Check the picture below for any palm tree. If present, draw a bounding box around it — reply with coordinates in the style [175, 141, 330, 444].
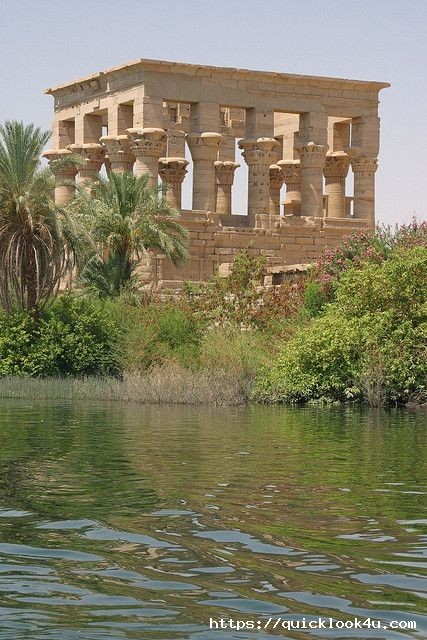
[0, 121, 84, 312]
[72, 171, 188, 297]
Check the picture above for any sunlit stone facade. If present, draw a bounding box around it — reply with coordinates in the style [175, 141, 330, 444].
[44, 58, 389, 290]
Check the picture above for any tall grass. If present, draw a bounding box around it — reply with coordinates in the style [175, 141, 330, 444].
[0, 365, 251, 406]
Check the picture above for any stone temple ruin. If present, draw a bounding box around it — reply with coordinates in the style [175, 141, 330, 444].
[43, 58, 389, 290]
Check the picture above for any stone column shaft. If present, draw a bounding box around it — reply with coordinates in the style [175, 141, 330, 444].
[278, 161, 301, 215]
[42, 148, 79, 205]
[99, 135, 135, 173]
[214, 161, 239, 215]
[158, 157, 188, 209]
[349, 151, 378, 226]
[186, 132, 224, 211]
[126, 128, 167, 187]
[298, 142, 328, 216]
[238, 137, 279, 223]
[324, 153, 350, 218]
[269, 164, 285, 216]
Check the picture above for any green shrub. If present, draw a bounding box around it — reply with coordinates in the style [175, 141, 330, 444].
[199, 327, 272, 378]
[336, 246, 427, 322]
[314, 220, 427, 299]
[0, 296, 121, 377]
[108, 300, 200, 371]
[254, 247, 427, 405]
[184, 247, 306, 330]
[302, 281, 327, 318]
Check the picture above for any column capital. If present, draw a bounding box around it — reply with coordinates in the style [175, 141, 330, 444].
[158, 157, 189, 184]
[269, 164, 285, 189]
[67, 143, 105, 175]
[297, 142, 328, 168]
[186, 132, 224, 161]
[126, 127, 167, 158]
[99, 135, 135, 172]
[42, 148, 79, 178]
[347, 148, 378, 175]
[324, 152, 350, 178]
[277, 160, 301, 185]
[238, 137, 279, 166]
[214, 160, 240, 185]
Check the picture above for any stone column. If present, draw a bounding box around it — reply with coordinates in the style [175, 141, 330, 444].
[99, 135, 135, 173]
[238, 137, 279, 222]
[214, 160, 239, 215]
[348, 150, 378, 226]
[42, 148, 79, 205]
[126, 128, 167, 187]
[323, 153, 350, 218]
[68, 143, 105, 187]
[186, 132, 224, 211]
[298, 142, 328, 216]
[158, 157, 188, 209]
[278, 160, 301, 215]
[269, 164, 285, 216]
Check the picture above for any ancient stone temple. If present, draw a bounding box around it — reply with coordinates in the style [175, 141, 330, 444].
[44, 58, 389, 290]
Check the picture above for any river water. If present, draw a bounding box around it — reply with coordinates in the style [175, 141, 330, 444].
[0, 400, 425, 639]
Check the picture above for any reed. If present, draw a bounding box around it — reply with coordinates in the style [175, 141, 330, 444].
[0, 365, 251, 406]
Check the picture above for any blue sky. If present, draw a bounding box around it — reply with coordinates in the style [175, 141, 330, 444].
[0, 0, 425, 224]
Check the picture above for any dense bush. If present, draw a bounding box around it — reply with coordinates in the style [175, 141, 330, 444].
[107, 299, 201, 370]
[0, 296, 121, 377]
[254, 247, 427, 406]
[184, 247, 305, 330]
[302, 281, 327, 318]
[314, 220, 427, 298]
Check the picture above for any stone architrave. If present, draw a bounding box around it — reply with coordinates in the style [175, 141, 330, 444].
[348, 147, 378, 226]
[323, 152, 350, 218]
[67, 143, 105, 187]
[238, 137, 279, 222]
[99, 135, 135, 173]
[186, 132, 224, 211]
[126, 128, 167, 187]
[278, 160, 301, 215]
[268, 164, 285, 216]
[158, 157, 188, 209]
[214, 161, 240, 215]
[297, 142, 328, 216]
[42, 148, 79, 205]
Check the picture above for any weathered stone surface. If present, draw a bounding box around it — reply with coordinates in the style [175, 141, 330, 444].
[158, 157, 188, 209]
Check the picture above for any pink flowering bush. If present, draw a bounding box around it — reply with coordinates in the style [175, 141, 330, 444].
[313, 219, 427, 299]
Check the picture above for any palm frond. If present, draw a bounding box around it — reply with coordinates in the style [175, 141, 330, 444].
[71, 170, 188, 294]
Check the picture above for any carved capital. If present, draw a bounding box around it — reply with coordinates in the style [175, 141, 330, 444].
[214, 160, 240, 186]
[269, 164, 285, 189]
[100, 135, 135, 170]
[297, 142, 328, 168]
[42, 148, 79, 178]
[348, 149, 378, 175]
[67, 143, 105, 173]
[277, 160, 301, 186]
[324, 153, 350, 178]
[238, 137, 280, 167]
[158, 157, 188, 184]
[126, 127, 167, 159]
[186, 132, 224, 161]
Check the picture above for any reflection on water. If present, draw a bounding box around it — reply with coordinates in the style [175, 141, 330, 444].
[0, 401, 425, 638]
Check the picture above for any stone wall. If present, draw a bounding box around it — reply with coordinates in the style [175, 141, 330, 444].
[145, 211, 368, 291]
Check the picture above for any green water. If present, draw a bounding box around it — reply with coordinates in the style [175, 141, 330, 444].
[0, 401, 425, 639]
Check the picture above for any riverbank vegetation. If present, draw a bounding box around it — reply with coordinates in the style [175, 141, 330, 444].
[0, 121, 425, 407]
